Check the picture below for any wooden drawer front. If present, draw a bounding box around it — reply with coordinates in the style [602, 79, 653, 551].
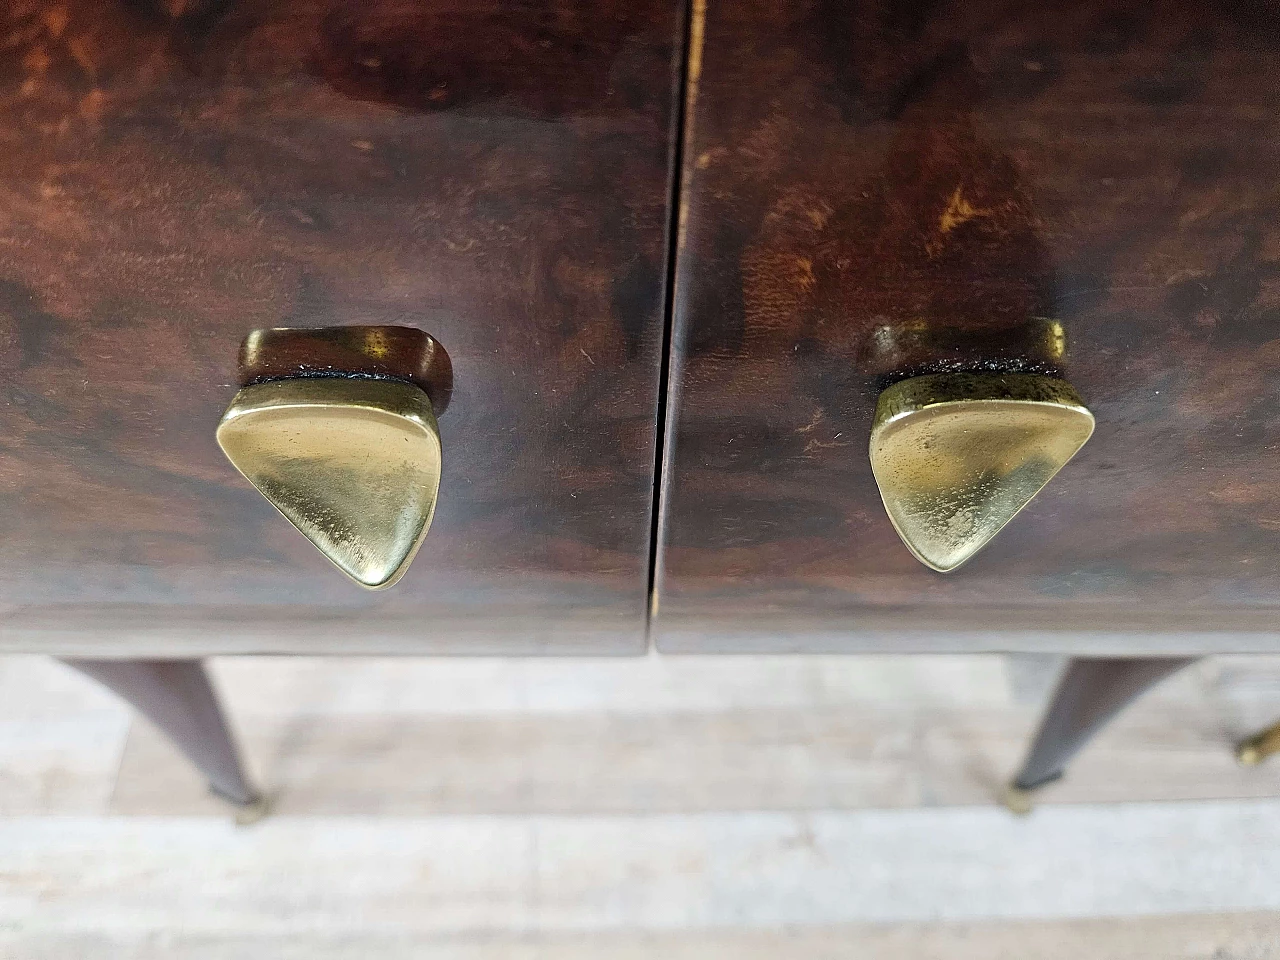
[0, 0, 679, 654]
[656, 0, 1280, 652]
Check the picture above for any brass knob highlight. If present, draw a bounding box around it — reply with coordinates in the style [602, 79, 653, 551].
[869, 373, 1094, 572]
[216, 326, 449, 590]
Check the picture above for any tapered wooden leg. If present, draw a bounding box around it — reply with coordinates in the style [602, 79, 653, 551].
[62, 658, 260, 807]
[1006, 657, 1196, 811]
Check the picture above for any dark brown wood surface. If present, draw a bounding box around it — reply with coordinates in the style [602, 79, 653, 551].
[655, 0, 1280, 652]
[0, 0, 679, 654]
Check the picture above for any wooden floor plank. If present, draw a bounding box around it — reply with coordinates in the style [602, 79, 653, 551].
[0, 657, 130, 815]
[109, 705, 1280, 816]
[7, 913, 1280, 960]
[205, 654, 1018, 716]
[6, 654, 1280, 954]
[7, 655, 1280, 816]
[4, 805, 1280, 935]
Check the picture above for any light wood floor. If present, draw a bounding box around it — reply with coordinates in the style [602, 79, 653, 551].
[3, 653, 1280, 956]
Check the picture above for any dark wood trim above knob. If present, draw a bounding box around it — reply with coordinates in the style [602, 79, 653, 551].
[237, 325, 454, 416]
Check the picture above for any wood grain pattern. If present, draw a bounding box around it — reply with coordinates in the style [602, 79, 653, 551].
[656, 0, 1280, 651]
[0, 0, 680, 653]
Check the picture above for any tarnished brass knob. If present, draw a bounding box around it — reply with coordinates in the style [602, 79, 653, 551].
[217, 326, 449, 590]
[869, 372, 1094, 572]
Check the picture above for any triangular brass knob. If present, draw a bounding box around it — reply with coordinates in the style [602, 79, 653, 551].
[869, 373, 1094, 572]
[217, 377, 442, 589]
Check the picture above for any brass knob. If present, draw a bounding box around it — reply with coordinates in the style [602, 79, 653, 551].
[216, 327, 448, 590]
[868, 372, 1094, 572]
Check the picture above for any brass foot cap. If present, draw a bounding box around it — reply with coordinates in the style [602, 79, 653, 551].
[232, 793, 273, 827]
[1232, 721, 1280, 766]
[1236, 743, 1263, 767]
[1002, 784, 1036, 816]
